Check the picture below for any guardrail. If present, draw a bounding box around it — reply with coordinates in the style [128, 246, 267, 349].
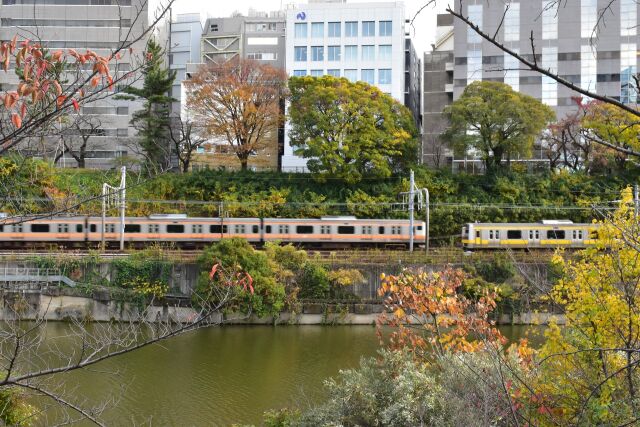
[0, 267, 76, 287]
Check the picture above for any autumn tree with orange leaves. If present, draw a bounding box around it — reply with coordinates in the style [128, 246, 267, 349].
[185, 58, 287, 170]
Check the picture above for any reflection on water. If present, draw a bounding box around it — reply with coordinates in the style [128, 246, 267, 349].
[29, 323, 536, 426]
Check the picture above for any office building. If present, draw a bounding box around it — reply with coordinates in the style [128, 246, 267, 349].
[281, 0, 418, 171]
[423, 0, 640, 170]
[0, 0, 149, 169]
[169, 13, 202, 114]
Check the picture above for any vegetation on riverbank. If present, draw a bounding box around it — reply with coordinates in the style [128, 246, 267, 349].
[1, 155, 637, 243]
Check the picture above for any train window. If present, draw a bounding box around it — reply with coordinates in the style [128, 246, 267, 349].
[124, 224, 141, 233]
[265, 225, 272, 234]
[476, 231, 481, 238]
[149, 224, 160, 233]
[416, 226, 423, 231]
[210, 225, 227, 233]
[547, 230, 565, 239]
[572, 230, 583, 240]
[529, 230, 540, 240]
[278, 225, 289, 234]
[362, 226, 372, 234]
[296, 225, 314, 234]
[489, 230, 493, 239]
[507, 230, 522, 239]
[90, 224, 97, 232]
[0, 225, 4, 232]
[378, 226, 385, 234]
[234, 225, 246, 234]
[167, 224, 185, 234]
[391, 226, 402, 235]
[32, 224, 50, 233]
[14, 224, 22, 233]
[338, 226, 355, 234]
[105, 224, 116, 233]
[320, 225, 331, 234]
[252, 225, 259, 234]
[76, 224, 83, 233]
[57, 224, 69, 233]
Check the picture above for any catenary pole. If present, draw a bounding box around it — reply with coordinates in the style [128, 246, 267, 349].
[409, 169, 414, 252]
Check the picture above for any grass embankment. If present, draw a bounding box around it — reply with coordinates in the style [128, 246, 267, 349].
[2, 156, 637, 241]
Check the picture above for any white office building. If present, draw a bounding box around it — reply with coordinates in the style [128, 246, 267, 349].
[282, 0, 408, 171]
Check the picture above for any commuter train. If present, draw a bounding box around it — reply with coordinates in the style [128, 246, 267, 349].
[0, 214, 427, 249]
[461, 220, 600, 250]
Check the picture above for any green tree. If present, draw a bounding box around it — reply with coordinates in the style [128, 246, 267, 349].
[118, 38, 176, 174]
[445, 81, 555, 173]
[197, 238, 286, 317]
[288, 76, 417, 184]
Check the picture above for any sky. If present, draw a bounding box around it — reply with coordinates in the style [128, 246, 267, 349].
[171, 0, 450, 57]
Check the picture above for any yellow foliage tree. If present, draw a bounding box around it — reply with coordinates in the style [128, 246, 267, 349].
[536, 187, 640, 425]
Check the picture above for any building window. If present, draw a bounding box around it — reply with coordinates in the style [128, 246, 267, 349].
[621, 43, 637, 104]
[467, 5, 482, 43]
[504, 2, 519, 41]
[542, 46, 558, 106]
[344, 69, 357, 82]
[344, 45, 357, 61]
[362, 45, 375, 61]
[362, 21, 375, 37]
[294, 22, 307, 38]
[210, 24, 218, 32]
[504, 48, 519, 91]
[311, 22, 324, 38]
[378, 69, 391, 84]
[361, 69, 374, 84]
[621, 0, 637, 36]
[581, 0, 597, 39]
[294, 46, 307, 62]
[311, 46, 324, 61]
[328, 22, 341, 37]
[310, 69, 323, 77]
[581, 45, 597, 92]
[328, 45, 341, 61]
[542, 0, 558, 39]
[379, 20, 392, 36]
[327, 69, 340, 77]
[378, 44, 392, 61]
[293, 70, 307, 77]
[345, 21, 358, 37]
[467, 49, 482, 84]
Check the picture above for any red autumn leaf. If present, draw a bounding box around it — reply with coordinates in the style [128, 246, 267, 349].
[20, 102, 26, 118]
[11, 113, 21, 128]
[209, 263, 219, 280]
[56, 95, 66, 108]
[71, 98, 79, 111]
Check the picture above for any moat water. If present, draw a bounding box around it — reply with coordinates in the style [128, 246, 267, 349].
[30, 323, 538, 426]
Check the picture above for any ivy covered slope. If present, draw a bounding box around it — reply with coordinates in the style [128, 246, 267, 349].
[1, 156, 637, 241]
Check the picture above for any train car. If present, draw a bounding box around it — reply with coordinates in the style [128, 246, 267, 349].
[461, 220, 600, 250]
[0, 214, 426, 249]
[263, 216, 427, 248]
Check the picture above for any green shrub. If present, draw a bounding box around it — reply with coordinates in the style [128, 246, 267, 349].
[297, 262, 330, 299]
[196, 238, 286, 317]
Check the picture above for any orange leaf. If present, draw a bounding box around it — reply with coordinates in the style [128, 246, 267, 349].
[20, 102, 26, 118]
[11, 113, 21, 128]
[56, 95, 66, 108]
[90, 76, 100, 87]
[51, 50, 64, 62]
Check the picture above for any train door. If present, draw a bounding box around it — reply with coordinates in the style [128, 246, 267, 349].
[528, 229, 540, 247]
[488, 229, 500, 247]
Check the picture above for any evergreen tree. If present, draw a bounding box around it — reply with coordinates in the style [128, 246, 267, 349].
[119, 38, 175, 174]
